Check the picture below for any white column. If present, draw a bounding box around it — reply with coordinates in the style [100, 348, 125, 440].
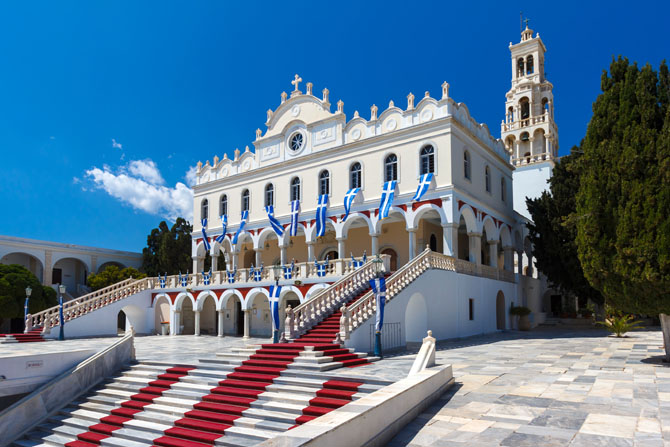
[306, 241, 315, 262]
[517, 251, 524, 274]
[243, 310, 250, 340]
[337, 238, 346, 259]
[172, 310, 181, 336]
[468, 233, 482, 265]
[217, 310, 224, 337]
[279, 244, 288, 265]
[408, 229, 417, 259]
[211, 254, 218, 272]
[255, 248, 263, 266]
[192, 257, 199, 275]
[233, 251, 239, 270]
[194, 310, 201, 336]
[370, 233, 379, 256]
[488, 241, 498, 268]
[442, 223, 458, 257]
[503, 246, 514, 271]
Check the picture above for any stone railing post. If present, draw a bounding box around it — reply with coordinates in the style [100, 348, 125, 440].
[285, 305, 295, 340]
[339, 305, 350, 340]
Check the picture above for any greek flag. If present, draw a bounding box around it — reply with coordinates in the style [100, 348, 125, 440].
[227, 270, 236, 284]
[412, 173, 434, 202]
[159, 272, 167, 288]
[314, 260, 327, 277]
[315, 194, 329, 237]
[232, 211, 248, 245]
[369, 276, 387, 332]
[283, 259, 295, 279]
[342, 188, 360, 222]
[215, 215, 228, 244]
[179, 271, 189, 287]
[250, 264, 263, 282]
[269, 285, 282, 332]
[265, 206, 284, 237]
[201, 219, 211, 251]
[202, 269, 212, 286]
[351, 253, 364, 269]
[289, 200, 300, 237]
[378, 181, 396, 220]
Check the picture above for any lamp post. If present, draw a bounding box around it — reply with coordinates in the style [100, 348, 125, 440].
[372, 254, 385, 358]
[24, 286, 32, 333]
[271, 263, 282, 343]
[58, 284, 66, 341]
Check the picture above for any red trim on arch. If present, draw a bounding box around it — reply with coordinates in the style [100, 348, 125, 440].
[328, 216, 338, 223]
[411, 198, 442, 211]
[361, 210, 371, 218]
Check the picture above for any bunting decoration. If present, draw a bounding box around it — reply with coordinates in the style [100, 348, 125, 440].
[315, 194, 329, 237]
[265, 206, 284, 237]
[351, 252, 364, 269]
[289, 200, 300, 237]
[314, 260, 327, 277]
[227, 269, 237, 284]
[202, 269, 212, 286]
[269, 284, 282, 333]
[201, 219, 211, 251]
[342, 188, 360, 222]
[369, 276, 387, 332]
[378, 181, 396, 220]
[411, 173, 434, 202]
[215, 215, 228, 244]
[232, 210, 248, 245]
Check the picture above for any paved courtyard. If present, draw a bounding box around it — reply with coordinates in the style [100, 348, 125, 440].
[387, 327, 670, 447]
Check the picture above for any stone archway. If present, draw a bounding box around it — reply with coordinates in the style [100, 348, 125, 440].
[181, 299, 195, 335]
[200, 295, 217, 335]
[405, 292, 428, 343]
[381, 248, 398, 271]
[153, 296, 171, 335]
[496, 291, 506, 330]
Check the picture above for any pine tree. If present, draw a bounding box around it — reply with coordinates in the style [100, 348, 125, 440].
[141, 218, 193, 276]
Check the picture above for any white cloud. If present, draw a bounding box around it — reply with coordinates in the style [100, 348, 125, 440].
[127, 159, 165, 185]
[111, 138, 123, 150]
[184, 166, 197, 187]
[85, 160, 193, 221]
[72, 177, 81, 184]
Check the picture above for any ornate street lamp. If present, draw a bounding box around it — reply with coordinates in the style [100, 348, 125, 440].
[271, 263, 282, 343]
[58, 284, 66, 341]
[371, 254, 386, 358]
[24, 286, 32, 333]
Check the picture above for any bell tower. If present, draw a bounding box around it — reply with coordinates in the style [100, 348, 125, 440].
[501, 23, 558, 166]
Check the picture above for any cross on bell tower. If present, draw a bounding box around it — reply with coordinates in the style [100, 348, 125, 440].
[290, 74, 303, 97]
[501, 23, 558, 167]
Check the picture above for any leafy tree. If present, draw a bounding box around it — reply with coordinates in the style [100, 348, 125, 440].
[526, 149, 604, 305]
[575, 57, 670, 357]
[0, 264, 57, 327]
[87, 265, 146, 291]
[141, 218, 192, 276]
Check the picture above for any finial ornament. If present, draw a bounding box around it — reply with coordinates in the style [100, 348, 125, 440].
[337, 100, 344, 113]
[234, 148, 240, 160]
[244, 145, 250, 153]
[306, 82, 313, 95]
[441, 82, 449, 99]
[223, 153, 228, 160]
[213, 155, 219, 165]
[424, 91, 430, 98]
[256, 128, 262, 140]
[322, 88, 330, 105]
[197, 161, 203, 170]
[407, 92, 415, 110]
[370, 104, 378, 120]
[267, 109, 273, 122]
[291, 74, 302, 96]
[281, 91, 287, 103]
[389, 100, 394, 108]
[353, 110, 359, 118]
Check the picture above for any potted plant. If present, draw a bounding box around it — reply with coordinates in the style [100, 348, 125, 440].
[510, 305, 532, 331]
[160, 321, 170, 336]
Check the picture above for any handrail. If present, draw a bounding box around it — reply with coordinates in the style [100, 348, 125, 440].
[342, 250, 515, 336]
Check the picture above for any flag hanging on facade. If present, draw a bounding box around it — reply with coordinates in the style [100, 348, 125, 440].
[215, 215, 228, 244]
[351, 253, 364, 269]
[253, 264, 263, 281]
[227, 269, 236, 284]
[202, 269, 212, 286]
[369, 276, 387, 332]
[315, 194, 329, 237]
[265, 206, 284, 237]
[378, 181, 397, 219]
[342, 188, 360, 222]
[179, 271, 189, 287]
[283, 259, 295, 279]
[232, 211, 248, 245]
[289, 200, 300, 237]
[314, 260, 327, 277]
[269, 284, 282, 332]
[159, 272, 167, 288]
[201, 219, 211, 252]
[411, 173, 434, 202]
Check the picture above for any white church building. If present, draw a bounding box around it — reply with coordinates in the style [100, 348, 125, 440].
[27, 26, 558, 352]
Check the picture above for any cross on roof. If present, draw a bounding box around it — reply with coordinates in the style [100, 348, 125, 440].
[291, 74, 302, 92]
[524, 18, 530, 29]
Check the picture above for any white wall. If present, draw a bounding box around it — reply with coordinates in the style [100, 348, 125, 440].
[512, 162, 552, 219]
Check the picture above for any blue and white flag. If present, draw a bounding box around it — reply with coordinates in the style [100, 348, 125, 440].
[315, 194, 329, 237]
[265, 206, 284, 238]
[202, 269, 212, 286]
[269, 285, 282, 332]
[251, 264, 263, 281]
[215, 215, 228, 244]
[159, 272, 167, 288]
[201, 219, 211, 252]
[232, 211, 249, 245]
[289, 200, 300, 237]
[369, 276, 387, 332]
[411, 173, 434, 202]
[283, 259, 295, 279]
[342, 188, 360, 222]
[227, 270, 236, 284]
[378, 181, 396, 219]
[314, 260, 327, 277]
[179, 271, 189, 287]
[362, 251, 367, 264]
[351, 253, 364, 269]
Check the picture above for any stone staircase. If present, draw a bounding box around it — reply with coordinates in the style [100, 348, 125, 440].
[0, 328, 48, 343]
[13, 347, 390, 447]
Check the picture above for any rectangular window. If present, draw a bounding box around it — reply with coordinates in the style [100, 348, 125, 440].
[469, 298, 474, 321]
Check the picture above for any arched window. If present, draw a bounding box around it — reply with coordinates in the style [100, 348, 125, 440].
[350, 162, 362, 189]
[420, 145, 435, 175]
[219, 194, 227, 216]
[463, 151, 471, 180]
[507, 106, 514, 122]
[319, 170, 330, 196]
[526, 55, 534, 74]
[517, 57, 525, 77]
[501, 177, 507, 202]
[290, 177, 301, 201]
[384, 154, 398, 182]
[520, 98, 530, 120]
[265, 184, 274, 207]
[201, 199, 209, 220]
[241, 189, 250, 212]
[485, 166, 491, 192]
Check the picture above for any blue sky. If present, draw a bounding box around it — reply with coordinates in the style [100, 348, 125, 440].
[0, 1, 668, 252]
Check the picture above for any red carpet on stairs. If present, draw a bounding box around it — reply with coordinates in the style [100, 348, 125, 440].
[293, 380, 364, 426]
[0, 328, 47, 343]
[64, 365, 194, 447]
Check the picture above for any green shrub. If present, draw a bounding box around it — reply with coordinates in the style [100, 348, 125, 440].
[509, 305, 531, 317]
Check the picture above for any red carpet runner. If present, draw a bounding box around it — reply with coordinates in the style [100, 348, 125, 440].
[0, 329, 46, 343]
[64, 365, 194, 447]
[294, 380, 364, 426]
